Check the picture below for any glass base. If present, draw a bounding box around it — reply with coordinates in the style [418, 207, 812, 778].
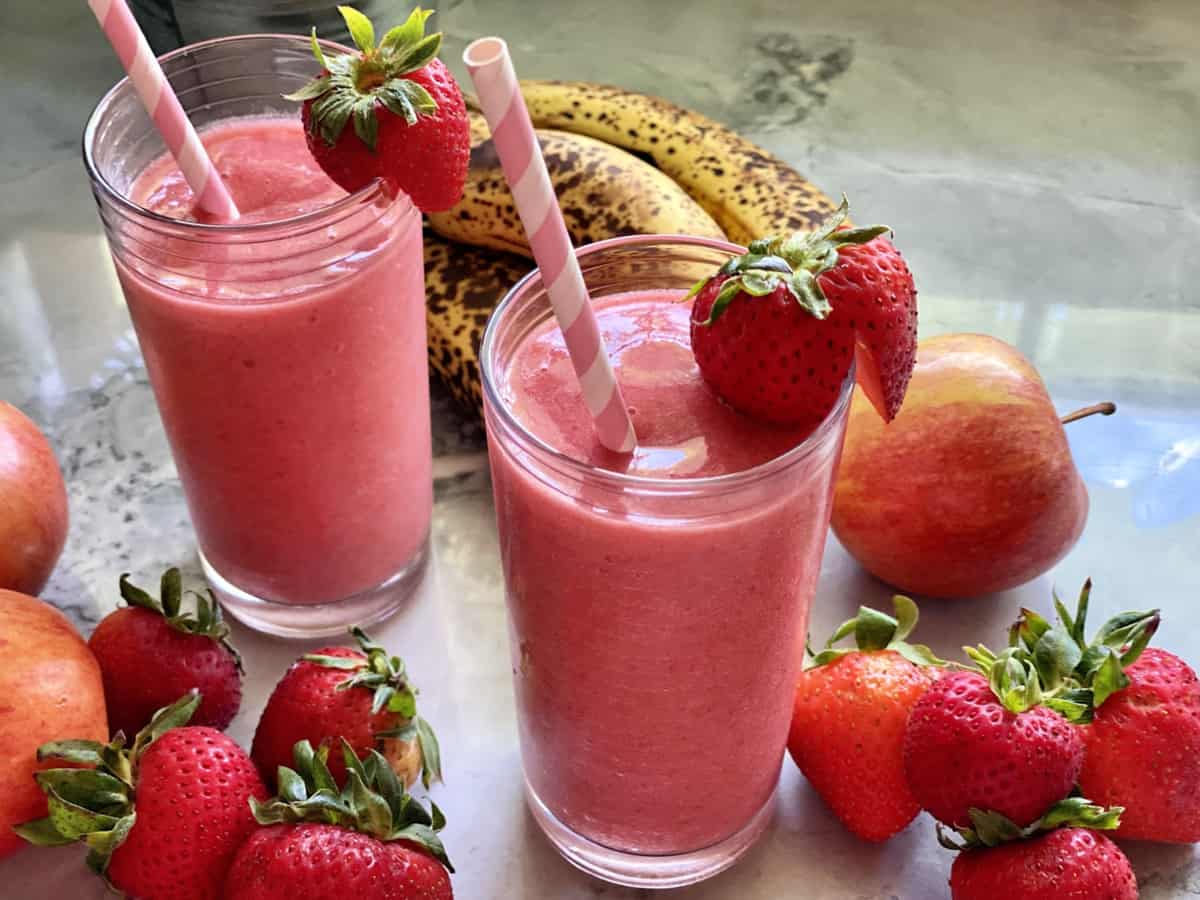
[202, 534, 431, 639]
[524, 778, 774, 889]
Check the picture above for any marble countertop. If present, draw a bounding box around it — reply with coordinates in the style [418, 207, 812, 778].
[2, 0, 1199, 897]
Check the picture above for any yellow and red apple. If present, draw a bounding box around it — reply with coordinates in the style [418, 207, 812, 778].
[832, 333, 1091, 599]
[0, 589, 108, 859]
[0, 402, 68, 595]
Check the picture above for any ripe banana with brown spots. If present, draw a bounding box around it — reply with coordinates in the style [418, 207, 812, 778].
[427, 112, 725, 256]
[424, 229, 531, 411]
[424, 82, 835, 414]
[518, 80, 837, 244]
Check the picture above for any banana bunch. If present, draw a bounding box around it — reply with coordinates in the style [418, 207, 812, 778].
[425, 80, 836, 413]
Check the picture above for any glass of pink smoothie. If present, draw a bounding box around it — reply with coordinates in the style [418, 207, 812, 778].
[481, 235, 852, 887]
[82, 35, 431, 637]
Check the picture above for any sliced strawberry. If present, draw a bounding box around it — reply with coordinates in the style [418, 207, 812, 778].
[689, 198, 917, 429]
[818, 235, 918, 420]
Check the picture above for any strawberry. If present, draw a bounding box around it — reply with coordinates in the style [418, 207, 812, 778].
[903, 649, 1084, 829]
[251, 627, 441, 792]
[787, 595, 942, 841]
[942, 799, 1137, 900]
[1080, 647, 1200, 842]
[15, 692, 267, 899]
[87, 568, 242, 736]
[689, 197, 917, 431]
[285, 6, 469, 212]
[225, 740, 453, 900]
[1007, 580, 1197, 842]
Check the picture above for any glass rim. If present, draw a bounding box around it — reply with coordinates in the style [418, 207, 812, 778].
[480, 233, 856, 495]
[80, 32, 412, 233]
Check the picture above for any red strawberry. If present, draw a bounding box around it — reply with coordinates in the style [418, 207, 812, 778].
[951, 827, 1137, 900]
[689, 197, 917, 432]
[15, 692, 267, 899]
[286, 6, 469, 211]
[251, 627, 440, 791]
[942, 798, 1135, 900]
[903, 653, 1084, 828]
[88, 568, 242, 736]
[787, 595, 942, 841]
[225, 740, 453, 900]
[1007, 580, 1194, 842]
[1080, 647, 1200, 842]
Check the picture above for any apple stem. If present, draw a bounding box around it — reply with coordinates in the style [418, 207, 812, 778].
[1060, 402, 1117, 425]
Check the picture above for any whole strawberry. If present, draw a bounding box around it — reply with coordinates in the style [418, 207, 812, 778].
[15, 692, 267, 899]
[903, 649, 1083, 829]
[1007, 580, 1196, 842]
[87, 568, 242, 736]
[225, 740, 453, 900]
[252, 627, 440, 791]
[286, 6, 469, 211]
[689, 197, 917, 432]
[787, 595, 942, 841]
[1080, 647, 1200, 842]
[943, 799, 1137, 900]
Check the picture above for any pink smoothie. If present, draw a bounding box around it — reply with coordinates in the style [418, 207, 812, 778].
[489, 291, 846, 853]
[118, 117, 431, 604]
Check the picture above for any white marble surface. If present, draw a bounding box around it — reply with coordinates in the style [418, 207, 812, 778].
[1, 0, 1199, 897]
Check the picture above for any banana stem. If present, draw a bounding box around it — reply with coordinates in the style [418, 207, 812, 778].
[1061, 402, 1117, 425]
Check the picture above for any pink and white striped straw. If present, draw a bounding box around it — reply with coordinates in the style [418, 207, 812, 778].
[87, 0, 240, 221]
[464, 38, 636, 454]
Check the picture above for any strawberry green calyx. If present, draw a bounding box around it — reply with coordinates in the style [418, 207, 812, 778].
[808, 594, 944, 668]
[252, 739, 453, 872]
[937, 796, 1124, 851]
[13, 691, 201, 875]
[964, 645, 1054, 716]
[689, 195, 890, 325]
[303, 627, 442, 787]
[285, 5, 441, 149]
[119, 567, 243, 671]
[1008, 579, 1160, 720]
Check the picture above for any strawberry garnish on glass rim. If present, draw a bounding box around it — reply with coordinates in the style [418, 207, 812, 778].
[688, 197, 917, 432]
[285, 5, 470, 212]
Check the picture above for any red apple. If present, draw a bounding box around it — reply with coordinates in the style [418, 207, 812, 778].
[0, 402, 68, 595]
[0, 589, 108, 859]
[831, 333, 1096, 599]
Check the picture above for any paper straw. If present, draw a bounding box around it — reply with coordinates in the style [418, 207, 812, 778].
[464, 38, 636, 454]
[87, 0, 240, 221]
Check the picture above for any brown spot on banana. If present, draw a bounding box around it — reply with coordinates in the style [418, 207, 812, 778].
[424, 228, 531, 412]
[428, 112, 725, 256]
[517, 80, 837, 245]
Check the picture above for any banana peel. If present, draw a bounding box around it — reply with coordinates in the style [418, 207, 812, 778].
[425, 80, 836, 415]
[425, 229, 531, 411]
[428, 113, 724, 257]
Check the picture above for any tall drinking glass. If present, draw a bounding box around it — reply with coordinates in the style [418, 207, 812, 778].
[82, 35, 431, 637]
[481, 235, 851, 888]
